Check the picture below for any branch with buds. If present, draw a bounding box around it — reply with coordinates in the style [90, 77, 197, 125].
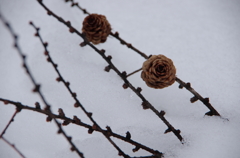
[65, 0, 222, 117]
[37, 0, 184, 143]
[0, 13, 84, 158]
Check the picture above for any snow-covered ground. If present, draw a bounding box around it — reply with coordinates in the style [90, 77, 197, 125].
[0, 0, 240, 158]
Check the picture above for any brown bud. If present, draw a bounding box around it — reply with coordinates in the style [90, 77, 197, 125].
[67, 136, 72, 141]
[179, 84, 184, 89]
[132, 146, 140, 152]
[58, 17, 64, 22]
[57, 129, 62, 134]
[122, 83, 128, 89]
[107, 55, 112, 60]
[69, 27, 75, 33]
[159, 110, 166, 116]
[121, 71, 127, 77]
[32, 84, 40, 92]
[46, 57, 51, 62]
[46, 116, 52, 122]
[136, 87, 142, 93]
[73, 116, 81, 124]
[3, 100, 9, 105]
[141, 101, 149, 110]
[44, 42, 48, 47]
[106, 126, 112, 134]
[66, 21, 71, 26]
[114, 31, 119, 37]
[72, 92, 77, 97]
[58, 108, 65, 117]
[88, 127, 94, 134]
[80, 42, 87, 47]
[44, 51, 48, 56]
[56, 77, 61, 82]
[62, 120, 70, 126]
[141, 54, 176, 89]
[190, 96, 198, 103]
[104, 65, 111, 72]
[126, 43, 132, 48]
[82, 9, 87, 14]
[82, 14, 111, 44]
[70, 147, 75, 151]
[100, 49, 105, 54]
[126, 131, 131, 140]
[87, 112, 92, 117]
[47, 11, 52, 16]
[203, 98, 210, 104]
[74, 102, 80, 108]
[35, 102, 41, 109]
[92, 124, 98, 130]
[65, 82, 70, 86]
[54, 64, 58, 68]
[186, 82, 191, 88]
[164, 128, 171, 134]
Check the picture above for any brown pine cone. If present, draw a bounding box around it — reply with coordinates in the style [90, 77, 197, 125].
[141, 54, 176, 89]
[82, 14, 111, 45]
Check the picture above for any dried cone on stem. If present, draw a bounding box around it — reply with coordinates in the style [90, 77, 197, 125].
[82, 14, 111, 45]
[141, 54, 176, 89]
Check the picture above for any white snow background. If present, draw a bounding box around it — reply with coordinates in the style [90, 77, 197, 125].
[0, 0, 240, 158]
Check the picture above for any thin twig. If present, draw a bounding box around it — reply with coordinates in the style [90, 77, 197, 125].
[0, 13, 84, 158]
[64, 0, 149, 59]
[0, 98, 163, 157]
[126, 68, 142, 78]
[0, 110, 19, 138]
[37, 0, 183, 143]
[1, 136, 26, 158]
[30, 21, 131, 158]
[175, 77, 220, 116]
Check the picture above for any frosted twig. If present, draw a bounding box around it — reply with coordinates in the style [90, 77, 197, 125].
[0, 98, 163, 157]
[0, 13, 84, 158]
[30, 20, 131, 158]
[1, 136, 26, 158]
[37, 0, 184, 143]
[65, 0, 222, 117]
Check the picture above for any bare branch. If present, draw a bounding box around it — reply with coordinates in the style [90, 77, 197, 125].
[0, 13, 84, 158]
[0, 98, 163, 157]
[1, 136, 26, 158]
[30, 20, 131, 158]
[0, 110, 19, 138]
[66, 0, 222, 117]
[37, 0, 183, 143]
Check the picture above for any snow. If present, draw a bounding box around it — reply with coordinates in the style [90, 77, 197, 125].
[0, 0, 240, 158]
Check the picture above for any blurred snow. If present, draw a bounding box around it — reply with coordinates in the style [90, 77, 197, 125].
[0, 0, 240, 158]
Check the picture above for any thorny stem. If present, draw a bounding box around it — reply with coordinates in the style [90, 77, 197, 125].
[0, 13, 84, 158]
[0, 98, 163, 157]
[30, 21, 131, 158]
[1, 136, 26, 158]
[67, 0, 222, 117]
[37, 0, 184, 143]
